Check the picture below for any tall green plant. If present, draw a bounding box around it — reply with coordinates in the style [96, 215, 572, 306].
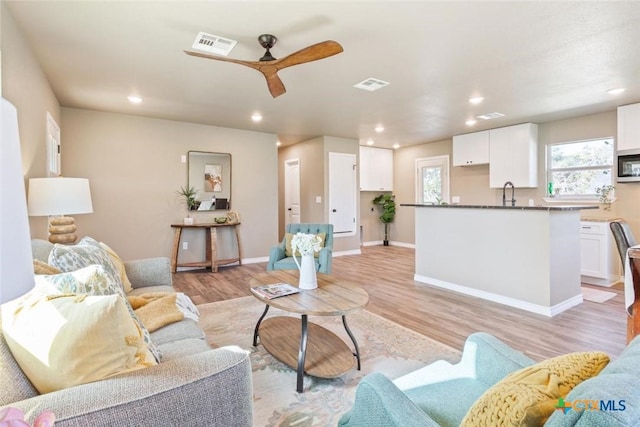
[177, 185, 199, 216]
[373, 194, 396, 246]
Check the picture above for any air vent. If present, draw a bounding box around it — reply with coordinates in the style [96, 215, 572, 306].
[354, 78, 390, 91]
[476, 112, 505, 120]
[192, 32, 237, 56]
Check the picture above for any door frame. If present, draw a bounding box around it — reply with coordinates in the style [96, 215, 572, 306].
[284, 158, 301, 226]
[415, 155, 450, 204]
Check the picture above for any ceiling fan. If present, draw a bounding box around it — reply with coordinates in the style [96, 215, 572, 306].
[185, 34, 343, 98]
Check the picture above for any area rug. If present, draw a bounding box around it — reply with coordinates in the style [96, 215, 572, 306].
[581, 286, 617, 303]
[197, 296, 460, 427]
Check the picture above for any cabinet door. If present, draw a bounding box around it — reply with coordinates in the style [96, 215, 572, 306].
[617, 103, 640, 151]
[452, 131, 489, 166]
[359, 146, 372, 190]
[329, 152, 357, 234]
[359, 146, 393, 191]
[489, 123, 538, 188]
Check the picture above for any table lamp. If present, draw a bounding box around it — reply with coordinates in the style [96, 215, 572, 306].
[27, 177, 93, 244]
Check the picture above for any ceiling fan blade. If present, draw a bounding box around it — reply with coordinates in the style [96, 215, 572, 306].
[271, 40, 343, 70]
[184, 50, 263, 71]
[262, 70, 286, 98]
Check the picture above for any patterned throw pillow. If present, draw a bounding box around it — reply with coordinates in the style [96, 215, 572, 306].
[461, 351, 610, 426]
[33, 259, 61, 275]
[1, 292, 157, 394]
[46, 241, 162, 362]
[99, 242, 133, 293]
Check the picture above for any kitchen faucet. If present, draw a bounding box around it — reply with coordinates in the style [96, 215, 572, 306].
[502, 181, 516, 207]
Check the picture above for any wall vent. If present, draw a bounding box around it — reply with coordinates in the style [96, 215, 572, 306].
[192, 32, 237, 56]
[354, 78, 390, 91]
[476, 112, 505, 120]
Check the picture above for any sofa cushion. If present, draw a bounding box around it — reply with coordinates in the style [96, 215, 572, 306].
[127, 285, 175, 296]
[34, 264, 162, 362]
[461, 351, 610, 426]
[0, 318, 39, 406]
[159, 337, 211, 361]
[151, 319, 205, 345]
[1, 292, 157, 394]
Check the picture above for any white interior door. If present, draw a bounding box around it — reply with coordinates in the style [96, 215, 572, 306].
[329, 152, 356, 234]
[284, 158, 300, 225]
[416, 155, 450, 204]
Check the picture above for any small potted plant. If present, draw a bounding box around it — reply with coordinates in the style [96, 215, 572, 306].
[373, 194, 396, 246]
[596, 184, 615, 211]
[177, 185, 199, 224]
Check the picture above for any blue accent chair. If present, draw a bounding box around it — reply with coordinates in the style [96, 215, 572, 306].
[266, 223, 333, 274]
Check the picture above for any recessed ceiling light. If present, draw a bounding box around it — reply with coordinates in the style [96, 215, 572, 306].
[392, 143, 400, 149]
[276, 140, 281, 146]
[366, 139, 374, 146]
[469, 96, 484, 104]
[466, 119, 477, 126]
[251, 113, 263, 122]
[375, 125, 385, 133]
[127, 96, 142, 104]
[607, 88, 626, 95]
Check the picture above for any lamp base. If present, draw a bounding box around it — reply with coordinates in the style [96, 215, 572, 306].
[48, 216, 77, 244]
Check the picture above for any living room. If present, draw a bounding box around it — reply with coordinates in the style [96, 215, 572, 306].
[2, 1, 640, 426]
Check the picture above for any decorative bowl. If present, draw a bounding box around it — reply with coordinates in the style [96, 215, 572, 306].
[214, 216, 228, 224]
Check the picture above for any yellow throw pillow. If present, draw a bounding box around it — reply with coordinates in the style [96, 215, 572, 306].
[99, 242, 133, 293]
[33, 259, 61, 275]
[461, 351, 610, 426]
[1, 292, 157, 394]
[284, 232, 326, 258]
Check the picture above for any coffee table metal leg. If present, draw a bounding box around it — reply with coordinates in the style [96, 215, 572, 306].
[253, 304, 270, 346]
[342, 315, 361, 370]
[297, 314, 309, 393]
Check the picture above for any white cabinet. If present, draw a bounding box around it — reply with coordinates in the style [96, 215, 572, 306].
[580, 221, 620, 286]
[452, 130, 489, 166]
[359, 146, 393, 191]
[617, 103, 640, 151]
[489, 123, 538, 188]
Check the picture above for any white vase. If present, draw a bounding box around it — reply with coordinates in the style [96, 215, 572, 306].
[293, 253, 318, 290]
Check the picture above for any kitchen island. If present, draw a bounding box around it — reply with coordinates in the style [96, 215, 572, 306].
[403, 203, 598, 316]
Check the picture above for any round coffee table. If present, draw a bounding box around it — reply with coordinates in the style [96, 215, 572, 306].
[250, 270, 369, 393]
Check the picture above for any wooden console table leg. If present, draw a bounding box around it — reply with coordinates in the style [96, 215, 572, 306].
[234, 224, 242, 265]
[170, 227, 182, 273]
[210, 227, 218, 272]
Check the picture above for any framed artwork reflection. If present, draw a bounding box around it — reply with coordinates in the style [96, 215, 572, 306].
[204, 164, 222, 192]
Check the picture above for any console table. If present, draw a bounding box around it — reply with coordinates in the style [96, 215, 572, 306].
[170, 222, 241, 273]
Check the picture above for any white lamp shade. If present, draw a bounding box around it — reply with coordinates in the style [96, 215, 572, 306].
[27, 177, 93, 216]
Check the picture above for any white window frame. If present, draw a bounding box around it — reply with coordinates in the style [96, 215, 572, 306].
[545, 137, 614, 202]
[415, 155, 450, 204]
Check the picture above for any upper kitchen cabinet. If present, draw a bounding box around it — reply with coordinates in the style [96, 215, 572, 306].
[489, 123, 538, 188]
[617, 103, 640, 151]
[360, 146, 393, 191]
[452, 130, 490, 166]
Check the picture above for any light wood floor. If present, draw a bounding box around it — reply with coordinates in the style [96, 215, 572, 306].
[173, 245, 627, 361]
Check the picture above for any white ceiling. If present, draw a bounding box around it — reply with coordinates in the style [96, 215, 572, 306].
[5, 1, 640, 149]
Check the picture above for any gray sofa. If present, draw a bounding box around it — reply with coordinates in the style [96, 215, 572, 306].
[0, 239, 253, 426]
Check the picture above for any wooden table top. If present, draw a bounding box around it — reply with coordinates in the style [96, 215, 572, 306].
[171, 222, 240, 228]
[250, 270, 369, 316]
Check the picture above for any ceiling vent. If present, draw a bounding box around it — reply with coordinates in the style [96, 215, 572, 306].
[354, 78, 390, 91]
[192, 32, 237, 56]
[476, 112, 505, 120]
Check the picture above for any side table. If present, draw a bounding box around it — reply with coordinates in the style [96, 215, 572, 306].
[170, 222, 242, 273]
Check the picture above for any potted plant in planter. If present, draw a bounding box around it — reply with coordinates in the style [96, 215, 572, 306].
[177, 185, 199, 224]
[373, 193, 396, 246]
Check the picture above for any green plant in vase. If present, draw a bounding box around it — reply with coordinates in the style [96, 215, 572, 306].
[373, 193, 396, 246]
[596, 184, 615, 211]
[177, 185, 199, 223]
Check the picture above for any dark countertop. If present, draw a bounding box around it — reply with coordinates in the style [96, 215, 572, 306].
[401, 203, 599, 211]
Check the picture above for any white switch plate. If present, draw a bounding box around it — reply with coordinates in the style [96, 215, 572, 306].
[452, 196, 460, 204]
[182, 242, 188, 250]
[181, 155, 187, 163]
[316, 196, 322, 203]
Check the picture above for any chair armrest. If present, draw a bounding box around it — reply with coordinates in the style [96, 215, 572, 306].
[338, 372, 440, 427]
[318, 247, 332, 274]
[462, 332, 535, 387]
[124, 257, 172, 288]
[267, 246, 286, 271]
[6, 346, 253, 427]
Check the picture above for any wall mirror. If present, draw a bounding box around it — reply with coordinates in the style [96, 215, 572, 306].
[188, 151, 231, 210]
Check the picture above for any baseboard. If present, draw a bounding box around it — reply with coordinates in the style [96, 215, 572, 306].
[581, 275, 623, 287]
[333, 249, 362, 257]
[362, 240, 415, 249]
[414, 274, 583, 317]
[241, 256, 269, 264]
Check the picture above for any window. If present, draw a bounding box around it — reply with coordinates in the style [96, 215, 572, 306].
[547, 138, 614, 199]
[416, 156, 449, 204]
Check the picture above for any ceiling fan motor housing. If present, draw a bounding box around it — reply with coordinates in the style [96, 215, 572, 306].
[258, 34, 277, 61]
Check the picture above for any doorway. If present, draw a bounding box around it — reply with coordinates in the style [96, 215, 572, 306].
[416, 155, 450, 204]
[284, 158, 301, 226]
